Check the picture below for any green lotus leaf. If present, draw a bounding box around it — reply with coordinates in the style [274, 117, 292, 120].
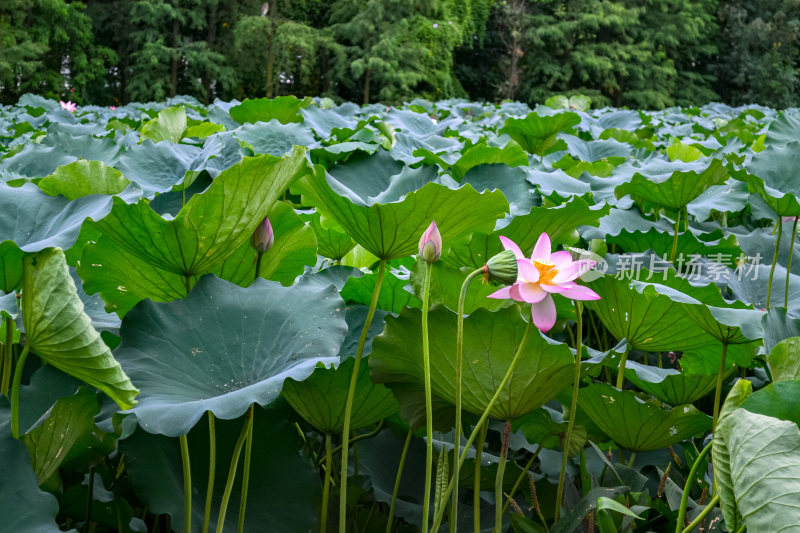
[550, 487, 631, 533]
[0, 182, 113, 252]
[22, 387, 104, 484]
[499, 111, 581, 156]
[299, 167, 508, 260]
[736, 142, 800, 216]
[583, 276, 715, 352]
[22, 248, 138, 409]
[577, 383, 711, 451]
[77, 234, 187, 317]
[282, 356, 398, 434]
[229, 96, 310, 125]
[140, 106, 187, 143]
[115, 275, 346, 436]
[546, 94, 592, 111]
[449, 142, 528, 180]
[341, 268, 421, 314]
[446, 195, 609, 269]
[37, 160, 130, 200]
[768, 337, 800, 382]
[715, 379, 800, 532]
[184, 121, 225, 139]
[211, 201, 318, 287]
[306, 212, 355, 260]
[234, 120, 317, 156]
[461, 164, 535, 215]
[370, 306, 575, 421]
[623, 361, 719, 405]
[0, 241, 23, 292]
[0, 399, 62, 533]
[741, 380, 800, 428]
[606, 228, 742, 261]
[765, 111, 800, 146]
[114, 140, 199, 196]
[94, 147, 310, 276]
[687, 180, 749, 221]
[614, 158, 728, 211]
[120, 406, 320, 533]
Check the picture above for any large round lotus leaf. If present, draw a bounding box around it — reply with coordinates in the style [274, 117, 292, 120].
[737, 142, 800, 216]
[0, 241, 24, 292]
[606, 228, 742, 261]
[408, 258, 507, 315]
[0, 182, 113, 252]
[37, 159, 130, 200]
[768, 337, 800, 382]
[577, 383, 711, 452]
[93, 147, 310, 276]
[715, 380, 800, 533]
[623, 361, 719, 406]
[22, 248, 138, 410]
[370, 306, 575, 421]
[298, 166, 508, 260]
[282, 356, 398, 434]
[614, 158, 729, 211]
[499, 111, 581, 156]
[0, 399, 62, 533]
[583, 276, 716, 352]
[445, 195, 609, 269]
[306, 212, 355, 260]
[120, 405, 320, 533]
[229, 96, 309, 124]
[115, 275, 346, 436]
[139, 106, 187, 143]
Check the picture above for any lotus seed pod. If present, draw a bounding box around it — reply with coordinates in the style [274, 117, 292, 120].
[483, 249, 518, 285]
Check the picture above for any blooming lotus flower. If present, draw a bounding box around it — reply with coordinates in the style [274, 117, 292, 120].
[109, 106, 117, 110]
[419, 221, 442, 263]
[59, 100, 77, 112]
[488, 233, 600, 332]
[250, 216, 274, 252]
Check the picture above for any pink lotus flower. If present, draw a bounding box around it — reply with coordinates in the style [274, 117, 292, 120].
[782, 216, 799, 223]
[488, 233, 600, 332]
[59, 100, 77, 112]
[109, 106, 117, 110]
[419, 221, 442, 263]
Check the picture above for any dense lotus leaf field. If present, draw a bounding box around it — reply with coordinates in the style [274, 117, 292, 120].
[2, 93, 800, 533]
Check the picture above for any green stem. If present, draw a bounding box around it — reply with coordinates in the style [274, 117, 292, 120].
[452, 268, 483, 531]
[680, 494, 720, 533]
[180, 434, 192, 533]
[2, 316, 13, 396]
[324, 421, 384, 464]
[216, 409, 251, 533]
[422, 262, 434, 533]
[735, 523, 746, 533]
[430, 319, 534, 532]
[627, 452, 636, 468]
[203, 413, 216, 533]
[675, 440, 713, 533]
[322, 433, 334, 533]
[555, 301, 583, 522]
[786, 217, 798, 309]
[615, 344, 630, 390]
[10, 344, 30, 439]
[767, 216, 783, 309]
[713, 340, 729, 433]
[502, 444, 544, 514]
[237, 405, 255, 533]
[339, 259, 387, 533]
[386, 428, 412, 533]
[474, 420, 489, 533]
[493, 420, 512, 532]
[670, 210, 681, 263]
[254, 251, 264, 284]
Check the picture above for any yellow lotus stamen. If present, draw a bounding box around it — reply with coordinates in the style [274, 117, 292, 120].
[533, 258, 558, 285]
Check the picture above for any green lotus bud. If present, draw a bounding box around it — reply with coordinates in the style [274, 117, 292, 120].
[482, 249, 518, 285]
[251, 216, 274, 253]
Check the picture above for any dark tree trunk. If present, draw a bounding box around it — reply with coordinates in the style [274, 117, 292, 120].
[362, 68, 371, 105]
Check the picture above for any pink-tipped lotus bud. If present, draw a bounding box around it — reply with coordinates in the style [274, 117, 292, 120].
[482, 249, 518, 285]
[419, 221, 442, 263]
[251, 217, 274, 253]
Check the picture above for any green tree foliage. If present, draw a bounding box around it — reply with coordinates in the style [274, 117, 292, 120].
[0, 0, 112, 104]
[7, 0, 800, 108]
[715, 0, 800, 108]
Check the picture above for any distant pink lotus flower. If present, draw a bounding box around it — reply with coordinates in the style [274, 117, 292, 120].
[59, 100, 77, 112]
[109, 106, 117, 110]
[488, 233, 600, 332]
[782, 216, 799, 223]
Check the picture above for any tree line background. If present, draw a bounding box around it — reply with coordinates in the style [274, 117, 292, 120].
[1, 0, 798, 109]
